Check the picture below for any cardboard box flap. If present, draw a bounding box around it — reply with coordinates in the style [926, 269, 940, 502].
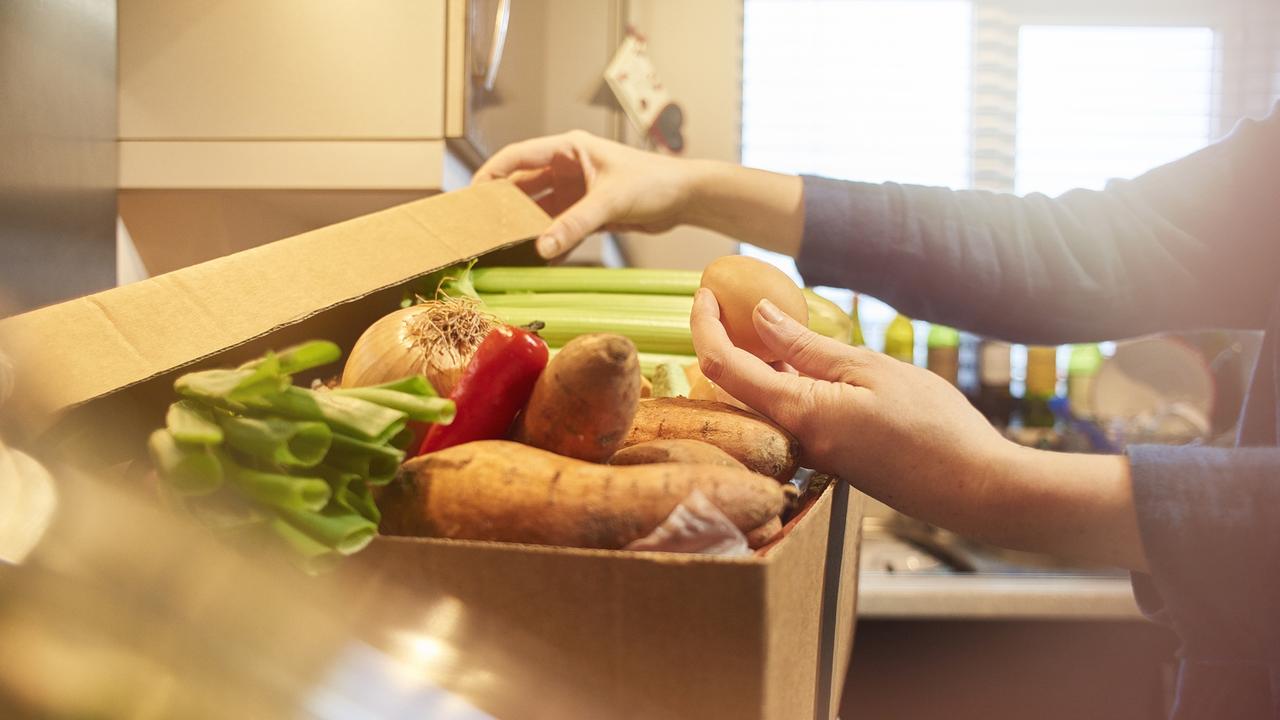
[0, 182, 550, 422]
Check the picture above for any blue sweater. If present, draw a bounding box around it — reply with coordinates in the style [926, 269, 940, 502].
[795, 105, 1280, 719]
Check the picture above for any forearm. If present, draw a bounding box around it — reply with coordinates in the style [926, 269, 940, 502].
[879, 443, 1147, 571]
[682, 160, 805, 257]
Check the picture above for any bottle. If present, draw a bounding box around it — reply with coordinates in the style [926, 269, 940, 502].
[1066, 344, 1103, 421]
[850, 293, 865, 347]
[884, 313, 914, 363]
[926, 324, 961, 387]
[977, 340, 1013, 427]
[1022, 345, 1059, 429]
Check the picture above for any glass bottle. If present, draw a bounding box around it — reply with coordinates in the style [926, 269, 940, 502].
[884, 313, 914, 364]
[926, 324, 960, 387]
[1022, 345, 1059, 429]
[1066, 344, 1103, 421]
[977, 340, 1013, 427]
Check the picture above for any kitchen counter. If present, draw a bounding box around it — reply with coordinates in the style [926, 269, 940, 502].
[857, 570, 1142, 620]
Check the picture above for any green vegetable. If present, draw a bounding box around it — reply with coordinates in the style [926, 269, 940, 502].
[218, 415, 332, 468]
[166, 400, 224, 445]
[148, 429, 223, 495]
[331, 387, 455, 424]
[487, 306, 694, 355]
[471, 267, 700, 295]
[151, 341, 450, 571]
[652, 361, 692, 398]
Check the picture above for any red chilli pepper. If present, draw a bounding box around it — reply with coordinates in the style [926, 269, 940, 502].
[416, 324, 548, 455]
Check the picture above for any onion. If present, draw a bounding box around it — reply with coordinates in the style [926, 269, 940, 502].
[341, 298, 496, 397]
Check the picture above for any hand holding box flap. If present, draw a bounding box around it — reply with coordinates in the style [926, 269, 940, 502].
[624, 489, 751, 556]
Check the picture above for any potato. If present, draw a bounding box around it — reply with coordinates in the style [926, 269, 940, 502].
[700, 255, 808, 361]
[609, 439, 747, 470]
[380, 440, 786, 549]
[514, 333, 640, 462]
[622, 397, 800, 481]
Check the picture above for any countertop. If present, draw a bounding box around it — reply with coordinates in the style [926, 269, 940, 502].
[857, 570, 1142, 620]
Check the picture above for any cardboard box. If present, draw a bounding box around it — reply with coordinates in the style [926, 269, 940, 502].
[0, 182, 862, 720]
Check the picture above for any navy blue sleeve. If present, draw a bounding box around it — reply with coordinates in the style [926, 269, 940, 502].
[795, 106, 1280, 344]
[1126, 444, 1280, 716]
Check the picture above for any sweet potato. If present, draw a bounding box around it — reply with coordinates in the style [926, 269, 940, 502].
[514, 333, 640, 462]
[622, 397, 800, 481]
[745, 516, 783, 549]
[380, 440, 786, 549]
[609, 439, 746, 470]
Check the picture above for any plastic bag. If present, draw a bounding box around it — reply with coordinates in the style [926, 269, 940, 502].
[623, 489, 750, 556]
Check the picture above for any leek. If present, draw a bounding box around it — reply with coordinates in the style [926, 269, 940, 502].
[471, 267, 700, 295]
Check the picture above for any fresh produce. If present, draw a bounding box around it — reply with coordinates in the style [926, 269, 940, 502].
[341, 298, 496, 397]
[149, 340, 454, 571]
[803, 288, 854, 343]
[699, 255, 808, 361]
[417, 324, 548, 455]
[745, 516, 783, 548]
[454, 266, 849, 376]
[651, 360, 691, 398]
[609, 439, 747, 470]
[513, 334, 639, 463]
[471, 267, 700, 295]
[622, 397, 800, 481]
[379, 440, 786, 549]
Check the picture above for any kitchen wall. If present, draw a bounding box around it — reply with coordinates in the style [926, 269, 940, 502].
[617, 0, 742, 270]
[0, 0, 117, 314]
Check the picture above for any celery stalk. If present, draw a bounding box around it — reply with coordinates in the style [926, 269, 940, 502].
[471, 267, 701, 295]
[480, 292, 693, 315]
[487, 307, 694, 355]
[548, 347, 697, 378]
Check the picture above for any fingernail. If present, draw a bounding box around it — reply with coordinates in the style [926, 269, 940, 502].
[756, 299, 784, 324]
[536, 234, 561, 258]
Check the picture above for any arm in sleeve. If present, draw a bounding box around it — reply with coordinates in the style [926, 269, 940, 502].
[796, 107, 1280, 343]
[1125, 445, 1280, 714]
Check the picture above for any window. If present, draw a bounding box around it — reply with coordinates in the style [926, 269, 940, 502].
[741, 0, 973, 352]
[1015, 25, 1216, 196]
[740, 0, 1277, 361]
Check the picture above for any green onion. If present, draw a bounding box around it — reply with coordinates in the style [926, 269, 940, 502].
[218, 415, 332, 468]
[334, 480, 381, 524]
[175, 363, 289, 407]
[276, 506, 378, 556]
[238, 340, 341, 375]
[325, 433, 405, 485]
[331, 387, 456, 424]
[166, 400, 224, 445]
[222, 455, 331, 512]
[471, 267, 700, 296]
[357, 375, 438, 397]
[245, 386, 407, 442]
[148, 430, 223, 495]
[487, 307, 694, 355]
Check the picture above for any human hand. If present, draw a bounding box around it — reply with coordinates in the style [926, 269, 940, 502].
[689, 289, 1012, 525]
[473, 131, 696, 259]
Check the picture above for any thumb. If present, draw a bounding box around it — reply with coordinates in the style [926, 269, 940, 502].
[537, 192, 614, 259]
[753, 299, 881, 384]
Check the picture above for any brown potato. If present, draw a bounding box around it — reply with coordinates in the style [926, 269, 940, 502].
[381, 441, 786, 550]
[622, 397, 800, 481]
[514, 333, 640, 462]
[609, 439, 746, 470]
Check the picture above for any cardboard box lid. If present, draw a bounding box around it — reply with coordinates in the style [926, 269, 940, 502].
[0, 182, 550, 426]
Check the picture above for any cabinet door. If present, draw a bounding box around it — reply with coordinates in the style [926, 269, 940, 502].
[119, 0, 446, 140]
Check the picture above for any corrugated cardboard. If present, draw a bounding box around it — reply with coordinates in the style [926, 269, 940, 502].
[0, 182, 861, 719]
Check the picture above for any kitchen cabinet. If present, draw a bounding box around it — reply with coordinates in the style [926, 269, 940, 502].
[116, 0, 620, 274]
[117, 0, 618, 191]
